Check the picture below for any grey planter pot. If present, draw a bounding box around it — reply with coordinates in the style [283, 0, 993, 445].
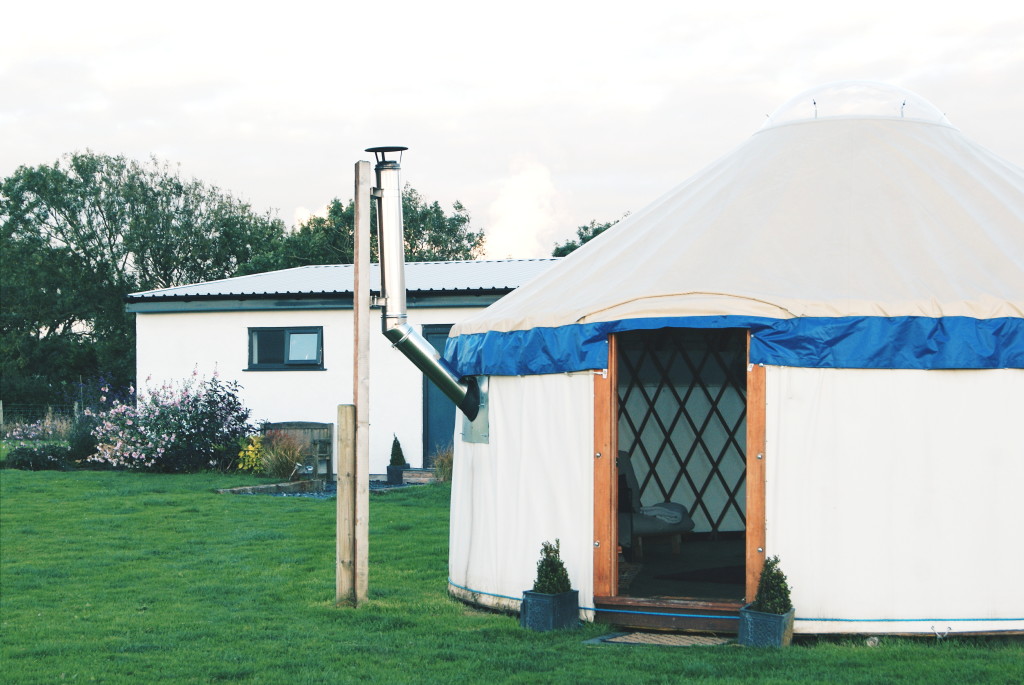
[519, 590, 579, 632]
[738, 603, 795, 647]
[386, 464, 408, 485]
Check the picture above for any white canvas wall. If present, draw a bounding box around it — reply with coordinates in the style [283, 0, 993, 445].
[766, 366, 1024, 634]
[447, 364, 1024, 632]
[135, 306, 480, 474]
[448, 372, 595, 616]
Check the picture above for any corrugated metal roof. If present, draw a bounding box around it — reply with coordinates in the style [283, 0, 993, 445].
[126, 259, 560, 301]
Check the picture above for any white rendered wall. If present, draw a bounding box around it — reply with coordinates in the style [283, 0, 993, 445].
[135, 306, 479, 474]
[765, 366, 1024, 634]
[448, 372, 595, 617]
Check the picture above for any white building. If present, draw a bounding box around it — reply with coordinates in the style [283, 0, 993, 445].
[127, 259, 557, 475]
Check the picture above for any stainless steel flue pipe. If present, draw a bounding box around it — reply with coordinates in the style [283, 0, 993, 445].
[368, 147, 480, 420]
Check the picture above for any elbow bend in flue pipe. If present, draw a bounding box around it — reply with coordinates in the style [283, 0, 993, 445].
[370, 146, 480, 421]
[383, 321, 480, 421]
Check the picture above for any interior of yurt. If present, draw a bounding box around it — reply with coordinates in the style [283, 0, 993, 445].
[442, 82, 1023, 635]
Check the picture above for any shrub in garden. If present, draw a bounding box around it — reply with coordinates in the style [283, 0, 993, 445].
[260, 430, 308, 479]
[532, 540, 572, 594]
[432, 443, 454, 482]
[88, 375, 254, 472]
[3, 408, 101, 468]
[2, 444, 72, 471]
[3, 413, 74, 444]
[752, 555, 793, 614]
[390, 434, 407, 466]
[68, 412, 100, 462]
[236, 435, 265, 472]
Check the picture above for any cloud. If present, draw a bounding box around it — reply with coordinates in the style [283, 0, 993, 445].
[292, 207, 314, 230]
[483, 158, 568, 259]
[3, 1, 1022, 248]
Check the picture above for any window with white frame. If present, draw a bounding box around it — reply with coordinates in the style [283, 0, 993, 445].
[247, 327, 324, 370]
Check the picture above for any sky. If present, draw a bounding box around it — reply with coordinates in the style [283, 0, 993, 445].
[3, 1, 1022, 260]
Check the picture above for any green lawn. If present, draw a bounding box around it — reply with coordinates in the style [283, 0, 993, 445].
[1, 470, 1021, 684]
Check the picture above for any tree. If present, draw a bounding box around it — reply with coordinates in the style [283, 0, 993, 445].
[238, 198, 359, 275]
[0, 219, 101, 405]
[1, 151, 286, 404]
[239, 184, 485, 274]
[552, 217, 624, 257]
[125, 161, 286, 289]
[401, 186, 484, 262]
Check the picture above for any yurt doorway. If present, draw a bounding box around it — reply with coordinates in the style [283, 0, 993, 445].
[614, 328, 748, 603]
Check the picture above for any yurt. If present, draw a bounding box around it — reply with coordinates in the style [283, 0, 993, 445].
[442, 83, 1024, 635]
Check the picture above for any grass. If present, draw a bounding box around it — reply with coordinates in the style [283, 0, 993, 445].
[1, 470, 1022, 684]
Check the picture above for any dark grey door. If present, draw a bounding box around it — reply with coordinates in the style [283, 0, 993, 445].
[422, 324, 456, 468]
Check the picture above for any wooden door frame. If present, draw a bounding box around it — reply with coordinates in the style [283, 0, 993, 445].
[593, 330, 766, 602]
[745, 334, 766, 602]
[593, 335, 618, 597]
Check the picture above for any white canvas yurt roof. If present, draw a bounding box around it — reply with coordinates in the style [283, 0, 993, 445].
[446, 82, 1024, 376]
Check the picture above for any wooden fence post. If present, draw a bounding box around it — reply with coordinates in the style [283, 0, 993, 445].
[336, 404, 357, 604]
[337, 158, 372, 607]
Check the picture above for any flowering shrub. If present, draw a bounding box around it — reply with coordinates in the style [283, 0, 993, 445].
[3, 412, 82, 469]
[3, 413, 74, 445]
[2, 445, 72, 471]
[88, 375, 254, 472]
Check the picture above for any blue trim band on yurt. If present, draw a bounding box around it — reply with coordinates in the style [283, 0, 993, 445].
[751, 316, 1024, 369]
[444, 315, 777, 376]
[445, 315, 1024, 376]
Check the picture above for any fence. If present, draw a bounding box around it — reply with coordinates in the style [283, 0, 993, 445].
[261, 421, 333, 478]
[0, 402, 79, 431]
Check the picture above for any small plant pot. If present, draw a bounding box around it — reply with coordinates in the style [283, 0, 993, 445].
[386, 464, 408, 485]
[738, 603, 795, 647]
[519, 590, 579, 632]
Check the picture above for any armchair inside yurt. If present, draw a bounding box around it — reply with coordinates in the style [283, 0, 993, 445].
[442, 82, 1023, 634]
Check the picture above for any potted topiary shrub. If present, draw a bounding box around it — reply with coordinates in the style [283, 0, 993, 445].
[738, 555, 795, 647]
[519, 539, 579, 632]
[386, 434, 408, 485]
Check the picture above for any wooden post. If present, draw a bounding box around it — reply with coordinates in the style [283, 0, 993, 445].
[353, 159, 372, 604]
[592, 335, 619, 598]
[745, 332, 767, 603]
[336, 403, 356, 603]
[338, 159, 372, 605]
